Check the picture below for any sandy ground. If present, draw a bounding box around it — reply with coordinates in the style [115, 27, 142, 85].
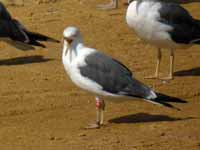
[0, 0, 200, 150]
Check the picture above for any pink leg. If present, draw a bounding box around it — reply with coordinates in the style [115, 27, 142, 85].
[85, 97, 105, 129]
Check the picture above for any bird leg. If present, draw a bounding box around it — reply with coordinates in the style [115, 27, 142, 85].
[100, 99, 105, 125]
[85, 97, 105, 129]
[97, 0, 118, 10]
[161, 49, 174, 80]
[169, 49, 175, 79]
[145, 48, 161, 79]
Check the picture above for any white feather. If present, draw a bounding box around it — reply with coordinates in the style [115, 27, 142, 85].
[62, 30, 123, 97]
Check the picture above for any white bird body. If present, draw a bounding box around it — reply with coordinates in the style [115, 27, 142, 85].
[126, 0, 189, 49]
[61, 26, 186, 128]
[62, 40, 120, 97]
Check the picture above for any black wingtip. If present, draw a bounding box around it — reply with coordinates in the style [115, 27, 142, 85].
[29, 40, 46, 48]
[147, 99, 182, 111]
[25, 31, 60, 43]
[146, 93, 187, 111]
[156, 93, 187, 103]
[160, 102, 181, 111]
[46, 38, 60, 43]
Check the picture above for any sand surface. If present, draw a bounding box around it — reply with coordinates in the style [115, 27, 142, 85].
[0, 0, 200, 149]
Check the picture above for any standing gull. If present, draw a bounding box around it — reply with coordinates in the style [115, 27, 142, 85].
[62, 26, 186, 129]
[126, 0, 200, 80]
[0, 2, 59, 50]
[96, 0, 200, 10]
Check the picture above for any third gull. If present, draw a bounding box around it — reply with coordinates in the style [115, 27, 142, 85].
[126, 0, 200, 80]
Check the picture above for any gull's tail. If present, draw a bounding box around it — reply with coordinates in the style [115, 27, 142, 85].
[124, 78, 187, 111]
[145, 92, 187, 111]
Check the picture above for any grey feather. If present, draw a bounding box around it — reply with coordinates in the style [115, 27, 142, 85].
[79, 52, 154, 99]
[158, 2, 200, 44]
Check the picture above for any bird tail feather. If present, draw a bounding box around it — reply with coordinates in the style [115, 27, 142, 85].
[189, 19, 200, 44]
[144, 92, 187, 111]
[195, 19, 200, 26]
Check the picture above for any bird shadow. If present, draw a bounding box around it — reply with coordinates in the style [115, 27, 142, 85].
[174, 67, 200, 77]
[0, 55, 53, 66]
[108, 113, 193, 124]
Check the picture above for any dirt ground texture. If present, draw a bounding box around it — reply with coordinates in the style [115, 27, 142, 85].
[0, 0, 200, 150]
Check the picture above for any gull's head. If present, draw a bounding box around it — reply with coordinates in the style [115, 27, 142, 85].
[63, 26, 82, 47]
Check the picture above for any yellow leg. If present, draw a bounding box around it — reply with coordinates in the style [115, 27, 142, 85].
[169, 49, 174, 79]
[160, 49, 174, 80]
[145, 48, 161, 79]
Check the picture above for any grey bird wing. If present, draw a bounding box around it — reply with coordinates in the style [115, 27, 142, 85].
[79, 51, 187, 111]
[79, 52, 154, 99]
[158, 2, 200, 44]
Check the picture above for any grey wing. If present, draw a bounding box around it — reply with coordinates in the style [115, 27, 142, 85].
[159, 2, 200, 44]
[79, 52, 153, 99]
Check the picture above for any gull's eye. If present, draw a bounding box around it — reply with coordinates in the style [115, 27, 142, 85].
[72, 33, 77, 38]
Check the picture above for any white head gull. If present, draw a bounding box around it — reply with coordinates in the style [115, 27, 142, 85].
[126, 0, 200, 80]
[62, 26, 186, 129]
[0, 2, 59, 50]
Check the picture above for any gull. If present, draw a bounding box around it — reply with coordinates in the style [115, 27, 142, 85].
[62, 26, 186, 129]
[0, 2, 59, 50]
[126, 0, 200, 80]
[96, 0, 200, 10]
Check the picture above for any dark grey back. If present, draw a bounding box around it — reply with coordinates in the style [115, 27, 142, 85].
[158, 2, 200, 44]
[79, 52, 153, 99]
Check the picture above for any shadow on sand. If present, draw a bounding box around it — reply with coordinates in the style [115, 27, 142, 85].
[109, 113, 193, 124]
[174, 67, 200, 77]
[0, 55, 52, 66]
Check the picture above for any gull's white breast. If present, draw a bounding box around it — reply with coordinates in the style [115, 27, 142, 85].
[62, 47, 117, 97]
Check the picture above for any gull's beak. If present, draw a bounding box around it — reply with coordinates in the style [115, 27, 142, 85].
[64, 37, 73, 45]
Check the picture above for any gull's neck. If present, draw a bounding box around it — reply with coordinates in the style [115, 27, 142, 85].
[62, 37, 84, 62]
